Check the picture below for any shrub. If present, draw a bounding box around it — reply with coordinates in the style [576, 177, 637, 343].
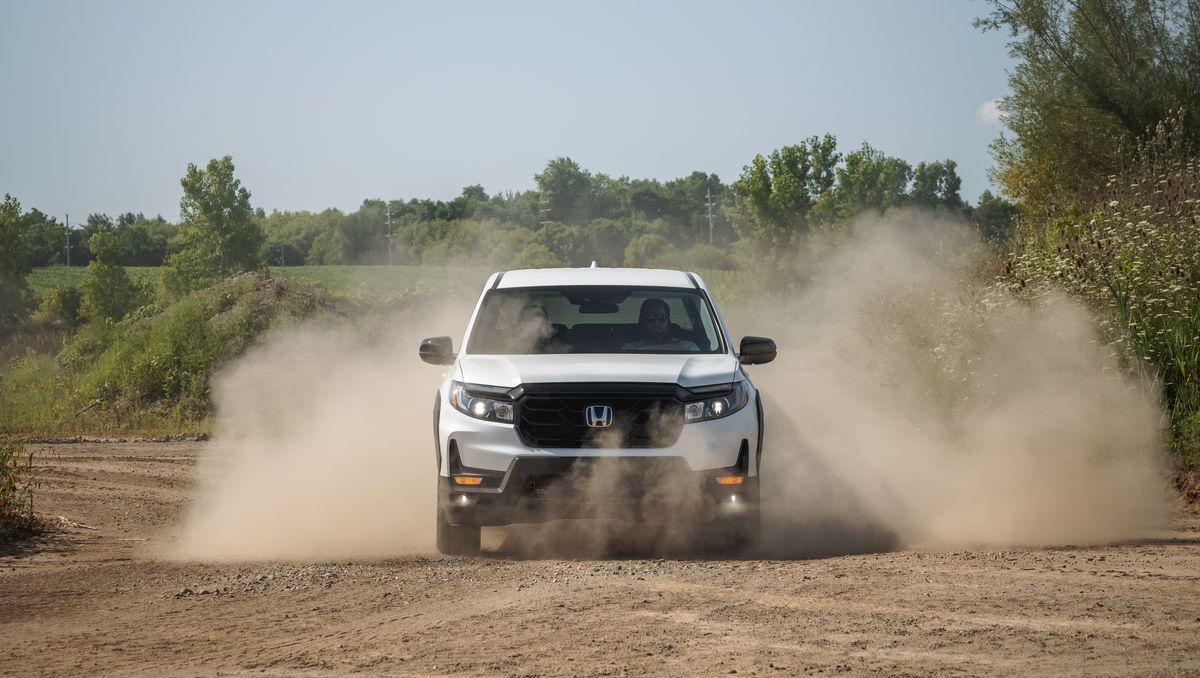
[38, 285, 84, 327]
[78, 231, 153, 323]
[624, 234, 673, 267]
[74, 272, 329, 419]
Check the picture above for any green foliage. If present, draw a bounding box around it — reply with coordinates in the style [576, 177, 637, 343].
[27, 266, 156, 294]
[972, 190, 1019, 241]
[729, 136, 979, 247]
[515, 242, 565, 268]
[624, 234, 672, 267]
[161, 156, 265, 296]
[910, 160, 964, 211]
[529, 222, 592, 266]
[1006, 127, 1200, 466]
[0, 440, 37, 539]
[729, 135, 842, 247]
[977, 0, 1200, 217]
[0, 352, 69, 432]
[651, 243, 739, 271]
[38, 284, 84, 327]
[0, 195, 35, 334]
[70, 273, 328, 419]
[81, 230, 142, 322]
[536, 157, 594, 224]
[19, 209, 66, 267]
[832, 142, 913, 219]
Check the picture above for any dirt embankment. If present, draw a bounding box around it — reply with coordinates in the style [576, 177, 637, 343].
[2, 441, 1199, 677]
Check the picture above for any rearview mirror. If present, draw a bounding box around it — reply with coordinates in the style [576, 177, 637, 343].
[419, 336, 456, 365]
[738, 336, 776, 365]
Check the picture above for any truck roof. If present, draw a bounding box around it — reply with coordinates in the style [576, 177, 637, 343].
[494, 267, 699, 289]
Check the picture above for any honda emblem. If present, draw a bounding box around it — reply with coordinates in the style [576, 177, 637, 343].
[584, 405, 614, 428]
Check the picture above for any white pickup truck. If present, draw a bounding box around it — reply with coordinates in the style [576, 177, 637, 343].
[419, 267, 775, 555]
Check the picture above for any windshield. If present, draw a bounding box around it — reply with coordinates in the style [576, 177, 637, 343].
[467, 286, 724, 355]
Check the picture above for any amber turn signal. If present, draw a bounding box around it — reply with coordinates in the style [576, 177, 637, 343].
[453, 476, 484, 486]
[715, 475, 745, 485]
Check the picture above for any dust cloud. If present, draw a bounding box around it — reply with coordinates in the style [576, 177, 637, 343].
[742, 211, 1173, 554]
[173, 211, 1172, 561]
[169, 301, 472, 561]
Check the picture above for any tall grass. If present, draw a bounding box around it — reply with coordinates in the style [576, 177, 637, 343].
[1007, 121, 1200, 468]
[0, 441, 37, 539]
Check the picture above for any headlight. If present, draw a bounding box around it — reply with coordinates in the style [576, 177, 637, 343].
[684, 380, 751, 423]
[449, 381, 514, 423]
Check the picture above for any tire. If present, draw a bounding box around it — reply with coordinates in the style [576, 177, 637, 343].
[711, 502, 761, 557]
[436, 508, 481, 556]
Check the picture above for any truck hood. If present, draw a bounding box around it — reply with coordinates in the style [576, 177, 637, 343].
[457, 354, 740, 389]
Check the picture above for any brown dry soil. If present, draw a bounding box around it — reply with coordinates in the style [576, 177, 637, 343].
[3, 442, 1199, 677]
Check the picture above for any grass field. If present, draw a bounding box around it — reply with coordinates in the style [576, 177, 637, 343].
[270, 265, 494, 300]
[27, 265, 755, 302]
[27, 267, 158, 293]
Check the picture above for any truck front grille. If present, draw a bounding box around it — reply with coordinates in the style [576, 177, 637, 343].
[515, 383, 684, 449]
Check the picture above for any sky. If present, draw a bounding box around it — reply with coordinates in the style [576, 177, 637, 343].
[1, 0, 1015, 224]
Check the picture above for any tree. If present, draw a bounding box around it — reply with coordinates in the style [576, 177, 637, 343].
[729, 154, 779, 244]
[910, 160, 965, 211]
[536, 157, 593, 224]
[81, 230, 139, 322]
[119, 216, 174, 266]
[19, 209, 66, 267]
[161, 156, 265, 295]
[977, 0, 1200, 216]
[973, 190, 1019, 240]
[729, 135, 844, 245]
[831, 143, 912, 219]
[529, 222, 592, 266]
[662, 171, 730, 244]
[0, 194, 34, 333]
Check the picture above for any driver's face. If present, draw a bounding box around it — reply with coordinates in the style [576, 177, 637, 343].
[641, 310, 670, 339]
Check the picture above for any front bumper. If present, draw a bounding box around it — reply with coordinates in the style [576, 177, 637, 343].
[440, 450, 758, 527]
[436, 385, 762, 527]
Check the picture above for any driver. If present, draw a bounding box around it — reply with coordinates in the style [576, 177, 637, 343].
[622, 298, 699, 352]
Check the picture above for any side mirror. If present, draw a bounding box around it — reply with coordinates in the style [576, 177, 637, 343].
[738, 336, 776, 365]
[419, 336, 456, 365]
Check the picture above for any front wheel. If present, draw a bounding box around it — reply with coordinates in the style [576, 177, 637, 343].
[710, 502, 760, 557]
[436, 508, 481, 556]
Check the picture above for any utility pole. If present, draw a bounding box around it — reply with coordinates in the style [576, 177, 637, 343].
[387, 202, 395, 266]
[64, 214, 71, 266]
[705, 188, 715, 245]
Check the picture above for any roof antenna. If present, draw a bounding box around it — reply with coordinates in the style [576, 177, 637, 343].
[590, 260, 599, 268]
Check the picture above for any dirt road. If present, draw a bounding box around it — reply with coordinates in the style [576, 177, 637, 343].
[2, 442, 1199, 676]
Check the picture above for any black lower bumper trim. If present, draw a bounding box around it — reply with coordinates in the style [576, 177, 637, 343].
[439, 455, 758, 527]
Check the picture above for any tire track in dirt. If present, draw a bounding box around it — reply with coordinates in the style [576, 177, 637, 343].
[3, 442, 1199, 676]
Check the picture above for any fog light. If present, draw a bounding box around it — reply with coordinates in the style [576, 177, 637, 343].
[453, 475, 483, 486]
[452, 493, 477, 507]
[715, 475, 745, 485]
[728, 494, 740, 503]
